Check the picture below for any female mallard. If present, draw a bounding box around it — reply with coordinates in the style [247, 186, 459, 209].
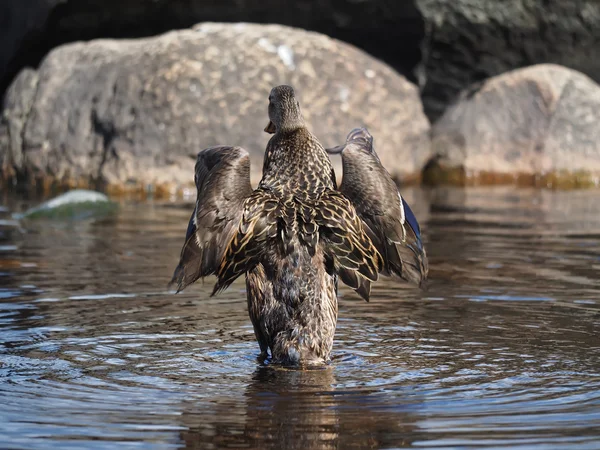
[171, 85, 428, 366]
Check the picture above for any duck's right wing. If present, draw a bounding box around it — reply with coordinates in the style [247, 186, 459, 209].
[170, 146, 253, 292]
[327, 128, 428, 288]
[315, 189, 383, 302]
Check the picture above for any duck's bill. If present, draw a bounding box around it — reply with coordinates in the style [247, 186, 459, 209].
[325, 144, 345, 154]
[264, 121, 276, 134]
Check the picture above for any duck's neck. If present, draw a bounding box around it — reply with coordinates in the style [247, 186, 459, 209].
[260, 127, 334, 196]
[278, 115, 305, 133]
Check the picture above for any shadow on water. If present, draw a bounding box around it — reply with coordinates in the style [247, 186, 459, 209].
[0, 187, 599, 449]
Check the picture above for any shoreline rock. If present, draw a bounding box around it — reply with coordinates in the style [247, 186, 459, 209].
[0, 22, 431, 197]
[0, 1, 425, 107]
[426, 64, 600, 189]
[416, 0, 600, 120]
[3, 1, 600, 123]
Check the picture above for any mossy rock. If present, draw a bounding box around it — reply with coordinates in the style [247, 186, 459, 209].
[423, 164, 600, 189]
[16, 189, 117, 220]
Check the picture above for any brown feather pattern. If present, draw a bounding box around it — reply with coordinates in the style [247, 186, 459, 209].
[171, 86, 428, 365]
[327, 128, 429, 288]
[170, 146, 252, 292]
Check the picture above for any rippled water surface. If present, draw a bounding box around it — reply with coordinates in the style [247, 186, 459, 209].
[1, 187, 599, 449]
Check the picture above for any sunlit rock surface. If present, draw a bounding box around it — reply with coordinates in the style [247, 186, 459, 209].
[0, 1, 425, 97]
[426, 65, 600, 188]
[0, 23, 430, 195]
[3, 1, 600, 122]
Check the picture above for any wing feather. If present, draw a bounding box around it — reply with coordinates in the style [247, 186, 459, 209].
[170, 146, 253, 292]
[316, 190, 383, 301]
[327, 128, 428, 288]
[213, 189, 279, 294]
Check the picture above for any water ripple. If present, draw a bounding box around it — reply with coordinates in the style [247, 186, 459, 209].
[0, 188, 599, 449]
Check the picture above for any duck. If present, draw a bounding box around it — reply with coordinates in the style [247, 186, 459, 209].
[170, 85, 428, 366]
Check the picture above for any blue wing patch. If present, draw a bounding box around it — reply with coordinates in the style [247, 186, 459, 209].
[184, 207, 197, 244]
[401, 197, 422, 244]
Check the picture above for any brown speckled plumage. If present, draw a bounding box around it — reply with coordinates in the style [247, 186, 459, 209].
[327, 128, 429, 287]
[171, 86, 428, 366]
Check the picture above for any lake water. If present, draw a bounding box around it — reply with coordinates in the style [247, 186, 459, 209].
[1, 187, 599, 449]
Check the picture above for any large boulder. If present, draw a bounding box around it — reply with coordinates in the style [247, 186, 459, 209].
[0, 0, 424, 100]
[417, 0, 600, 119]
[3, 1, 600, 122]
[427, 64, 600, 188]
[0, 22, 430, 196]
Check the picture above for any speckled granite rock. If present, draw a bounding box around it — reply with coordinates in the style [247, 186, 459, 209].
[3, 1, 600, 123]
[427, 64, 600, 188]
[0, 22, 430, 195]
[0, 1, 425, 101]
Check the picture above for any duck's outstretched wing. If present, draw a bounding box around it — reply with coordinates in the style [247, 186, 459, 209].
[170, 146, 253, 292]
[214, 187, 382, 301]
[315, 190, 384, 302]
[327, 128, 428, 288]
[212, 188, 279, 295]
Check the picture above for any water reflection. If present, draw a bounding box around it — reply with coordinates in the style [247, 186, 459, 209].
[179, 365, 421, 450]
[0, 187, 599, 449]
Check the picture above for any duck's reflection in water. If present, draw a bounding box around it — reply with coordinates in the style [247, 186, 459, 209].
[179, 365, 420, 449]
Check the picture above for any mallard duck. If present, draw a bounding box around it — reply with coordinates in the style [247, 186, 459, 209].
[171, 85, 428, 366]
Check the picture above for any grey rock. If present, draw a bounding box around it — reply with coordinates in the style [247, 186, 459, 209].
[3, 1, 600, 121]
[1, 68, 39, 175]
[0, 23, 431, 194]
[429, 64, 600, 187]
[416, 0, 600, 119]
[0, 0, 424, 99]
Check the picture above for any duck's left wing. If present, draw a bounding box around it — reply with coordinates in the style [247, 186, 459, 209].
[170, 146, 253, 292]
[327, 128, 428, 287]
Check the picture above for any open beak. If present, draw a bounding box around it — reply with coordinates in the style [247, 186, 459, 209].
[325, 144, 345, 155]
[264, 121, 276, 134]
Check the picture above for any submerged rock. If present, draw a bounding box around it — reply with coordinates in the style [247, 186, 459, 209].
[0, 22, 430, 195]
[426, 64, 600, 188]
[16, 189, 117, 220]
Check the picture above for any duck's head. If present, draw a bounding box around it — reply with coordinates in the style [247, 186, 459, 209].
[264, 85, 305, 134]
[326, 128, 374, 155]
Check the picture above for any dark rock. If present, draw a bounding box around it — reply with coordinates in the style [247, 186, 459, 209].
[0, 0, 424, 101]
[417, 0, 600, 119]
[427, 64, 600, 188]
[0, 23, 431, 195]
[0, 0, 62, 100]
